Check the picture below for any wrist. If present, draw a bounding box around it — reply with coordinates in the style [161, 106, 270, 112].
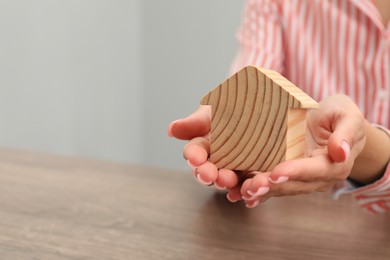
[349, 121, 390, 185]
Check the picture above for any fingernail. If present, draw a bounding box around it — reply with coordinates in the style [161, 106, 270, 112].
[341, 140, 350, 161]
[246, 200, 260, 208]
[214, 182, 227, 190]
[269, 176, 289, 184]
[247, 186, 270, 197]
[167, 120, 180, 137]
[196, 174, 213, 186]
[242, 194, 255, 200]
[226, 193, 239, 203]
[187, 159, 197, 169]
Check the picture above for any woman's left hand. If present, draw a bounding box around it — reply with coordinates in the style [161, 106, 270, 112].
[238, 95, 368, 208]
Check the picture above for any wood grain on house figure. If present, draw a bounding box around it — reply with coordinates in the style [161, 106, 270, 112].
[201, 66, 318, 172]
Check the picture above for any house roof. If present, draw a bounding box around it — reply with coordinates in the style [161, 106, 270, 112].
[256, 66, 319, 109]
[201, 65, 319, 109]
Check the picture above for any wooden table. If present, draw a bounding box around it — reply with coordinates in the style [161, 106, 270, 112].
[0, 148, 388, 259]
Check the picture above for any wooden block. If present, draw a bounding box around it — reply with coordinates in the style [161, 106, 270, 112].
[200, 66, 319, 172]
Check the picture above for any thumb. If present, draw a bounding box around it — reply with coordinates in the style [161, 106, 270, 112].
[327, 115, 364, 163]
[328, 137, 350, 163]
[168, 105, 211, 140]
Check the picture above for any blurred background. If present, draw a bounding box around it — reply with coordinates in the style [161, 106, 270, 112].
[0, 0, 243, 170]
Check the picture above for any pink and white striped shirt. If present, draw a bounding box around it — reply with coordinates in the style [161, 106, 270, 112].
[230, 0, 390, 213]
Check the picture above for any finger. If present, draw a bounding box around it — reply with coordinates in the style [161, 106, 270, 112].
[183, 137, 209, 166]
[269, 154, 334, 183]
[245, 198, 260, 208]
[215, 169, 239, 189]
[245, 195, 271, 208]
[195, 161, 218, 185]
[168, 106, 211, 140]
[327, 114, 366, 163]
[240, 179, 253, 200]
[268, 180, 333, 197]
[226, 186, 242, 203]
[244, 172, 271, 197]
[240, 174, 271, 201]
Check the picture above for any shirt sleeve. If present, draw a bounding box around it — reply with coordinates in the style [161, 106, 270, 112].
[233, 0, 390, 214]
[333, 125, 390, 213]
[229, 0, 285, 75]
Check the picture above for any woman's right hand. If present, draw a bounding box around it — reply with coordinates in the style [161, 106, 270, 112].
[168, 106, 243, 202]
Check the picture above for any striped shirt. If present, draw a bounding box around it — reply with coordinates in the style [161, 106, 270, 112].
[230, 0, 390, 213]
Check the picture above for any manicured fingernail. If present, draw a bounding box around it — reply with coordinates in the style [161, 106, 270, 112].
[341, 140, 350, 161]
[187, 159, 197, 169]
[214, 182, 227, 190]
[269, 176, 289, 184]
[226, 193, 239, 203]
[247, 186, 270, 197]
[196, 174, 213, 186]
[246, 200, 260, 208]
[242, 194, 255, 200]
[167, 120, 180, 137]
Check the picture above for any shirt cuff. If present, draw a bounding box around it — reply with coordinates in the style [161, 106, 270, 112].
[332, 124, 390, 213]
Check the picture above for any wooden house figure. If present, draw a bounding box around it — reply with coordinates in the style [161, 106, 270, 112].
[200, 66, 319, 172]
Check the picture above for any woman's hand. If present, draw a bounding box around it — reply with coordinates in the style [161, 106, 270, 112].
[168, 106, 243, 201]
[240, 95, 369, 207]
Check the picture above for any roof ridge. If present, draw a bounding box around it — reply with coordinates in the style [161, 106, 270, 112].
[255, 66, 319, 109]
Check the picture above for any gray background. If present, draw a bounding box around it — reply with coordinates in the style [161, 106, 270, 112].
[0, 0, 243, 170]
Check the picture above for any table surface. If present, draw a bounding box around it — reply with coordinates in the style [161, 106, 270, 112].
[0, 148, 389, 260]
